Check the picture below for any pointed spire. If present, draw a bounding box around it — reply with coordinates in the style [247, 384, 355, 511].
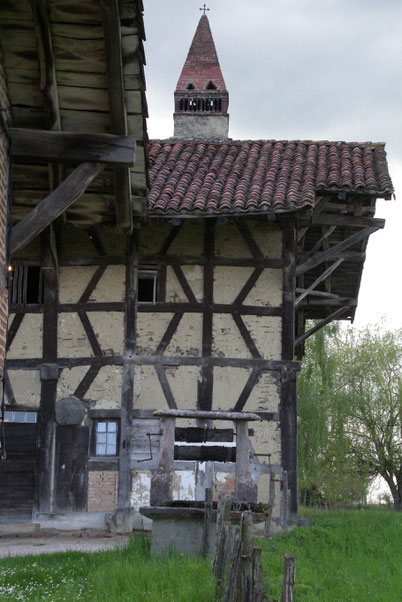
[176, 15, 227, 92]
[174, 15, 229, 139]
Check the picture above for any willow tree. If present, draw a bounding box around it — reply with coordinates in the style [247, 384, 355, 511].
[298, 323, 401, 509]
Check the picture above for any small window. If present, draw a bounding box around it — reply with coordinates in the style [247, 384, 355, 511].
[138, 269, 158, 303]
[206, 81, 217, 90]
[4, 411, 37, 423]
[9, 262, 43, 305]
[93, 420, 119, 456]
[186, 83, 195, 90]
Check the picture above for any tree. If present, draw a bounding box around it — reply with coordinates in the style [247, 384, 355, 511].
[298, 323, 402, 510]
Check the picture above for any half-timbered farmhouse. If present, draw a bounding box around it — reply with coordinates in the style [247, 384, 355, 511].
[0, 6, 393, 530]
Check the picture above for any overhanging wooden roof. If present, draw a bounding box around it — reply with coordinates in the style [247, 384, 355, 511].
[0, 0, 148, 232]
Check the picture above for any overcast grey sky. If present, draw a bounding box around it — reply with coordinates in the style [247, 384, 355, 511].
[143, 0, 402, 330]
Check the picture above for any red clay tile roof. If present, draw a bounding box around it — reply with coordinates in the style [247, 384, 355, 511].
[147, 139, 394, 216]
[176, 15, 227, 92]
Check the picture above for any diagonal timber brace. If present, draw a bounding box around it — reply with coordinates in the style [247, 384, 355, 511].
[10, 162, 105, 257]
[295, 257, 344, 306]
[295, 224, 384, 277]
[295, 307, 350, 347]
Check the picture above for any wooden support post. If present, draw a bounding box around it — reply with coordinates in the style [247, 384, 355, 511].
[281, 554, 296, 602]
[199, 219, 214, 411]
[35, 227, 58, 514]
[213, 495, 232, 599]
[118, 232, 138, 507]
[281, 218, 298, 515]
[235, 420, 257, 503]
[201, 486, 212, 557]
[150, 416, 175, 506]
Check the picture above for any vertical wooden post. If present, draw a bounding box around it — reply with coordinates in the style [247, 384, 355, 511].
[118, 231, 137, 507]
[281, 217, 298, 514]
[213, 495, 232, 599]
[281, 554, 296, 602]
[199, 219, 214, 410]
[150, 416, 175, 506]
[201, 486, 212, 556]
[35, 227, 58, 514]
[235, 419, 257, 503]
[264, 470, 276, 538]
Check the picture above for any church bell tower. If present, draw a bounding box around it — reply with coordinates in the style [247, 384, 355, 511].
[174, 11, 229, 138]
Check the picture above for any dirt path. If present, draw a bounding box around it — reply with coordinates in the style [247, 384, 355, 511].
[0, 535, 129, 558]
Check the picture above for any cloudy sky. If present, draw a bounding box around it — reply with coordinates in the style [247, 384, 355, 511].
[143, 0, 402, 331]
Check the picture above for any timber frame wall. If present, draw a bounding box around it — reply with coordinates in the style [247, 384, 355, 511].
[5, 215, 300, 516]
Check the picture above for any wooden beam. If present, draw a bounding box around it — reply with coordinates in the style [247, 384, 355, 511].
[10, 162, 105, 256]
[296, 288, 339, 299]
[9, 128, 136, 167]
[295, 226, 380, 277]
[299, 297, 357, 307]
[305, 225, 336, 258]
[100, 0, 132, 230]
[295, 307, 350, 346]
[295, 258, 344, 306]
[312, 214, 385, 229]
[31, 0, 61, 131]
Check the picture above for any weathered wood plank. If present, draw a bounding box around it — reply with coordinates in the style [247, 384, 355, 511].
[295, 307, 350, 346]
[312, 214, 385, 228]
[174, 445, 236, 463]
[295, 258, 344, 306]
[31, 0, 61, 131]
[175, 427, 234, 443]
[10, 162, 105, 256]
[10, 128, 136, 166]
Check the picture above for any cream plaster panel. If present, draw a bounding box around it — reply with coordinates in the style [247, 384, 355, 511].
[165, 313, 202, 357]
[173, 471, 195, 501]
[181, 265, 204, 301]
[213, 366, 252, 411]
[213, 313, 252, 359]
[8, 370, 41, 406]
[59, 266, 97, 303]
[133, 364, 165, 410]
[131, 470, 151, 508]
[58, 313, 93, 358]
[215, 221, 252, 257]
[169, 220, 204, 256]
[242, 316, 282, 360]
[136, 313, 174, 355]
[86, 365, 123, 408]
[57, 366, 89, 400]
[243, 268, 282, 306]
[165, 267, 186, 302]
[90, 265, 125, 302]
[247, 221, 282, 258]
[138, 222, 171, 255]
[213, 266, 254, 304]
[244, 371, 280, 413]
[87, 312, 124, 356]
[250, 420, 281, 462]
[165, 365, 201, 410]
[7, 314, 43, 359]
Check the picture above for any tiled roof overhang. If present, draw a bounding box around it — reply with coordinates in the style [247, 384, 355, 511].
[148, 139, 394, 216]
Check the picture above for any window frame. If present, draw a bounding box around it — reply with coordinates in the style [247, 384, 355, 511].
[137, 267, 159, 304]
[91, 419, 120, 458]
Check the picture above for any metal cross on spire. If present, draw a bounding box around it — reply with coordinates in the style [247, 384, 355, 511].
[199, 4, 209, 15]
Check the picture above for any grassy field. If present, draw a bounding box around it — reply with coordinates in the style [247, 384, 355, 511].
[0, 507, 400, 601]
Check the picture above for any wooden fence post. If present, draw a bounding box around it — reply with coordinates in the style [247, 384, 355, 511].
[280, 554, 296, 602]
[201, 487, 213, 557]
[264, 471, 276, 538]
[213, 496, 233, 599]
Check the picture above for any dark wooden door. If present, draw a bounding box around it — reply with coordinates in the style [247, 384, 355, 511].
[53, 426, 89, 513]
[0, 423, 37, 522]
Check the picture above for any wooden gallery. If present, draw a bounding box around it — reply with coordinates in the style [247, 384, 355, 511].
[0, 3, 393, 530]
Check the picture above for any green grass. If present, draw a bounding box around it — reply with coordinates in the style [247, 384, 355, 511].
[0, 536, 215, 601]
[260, 507, 402, 601]
[0, 508, 400, 601]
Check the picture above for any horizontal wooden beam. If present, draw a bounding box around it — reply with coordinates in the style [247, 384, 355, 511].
[9, 128, 136, 167]
[299, 297, 357, 307]
[10, 162, 105, 256]
[296, 226, 380, 277]
[174, 445, 236, 463]
[295, 307, 350, 346]
[312, 214, 385, 229]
